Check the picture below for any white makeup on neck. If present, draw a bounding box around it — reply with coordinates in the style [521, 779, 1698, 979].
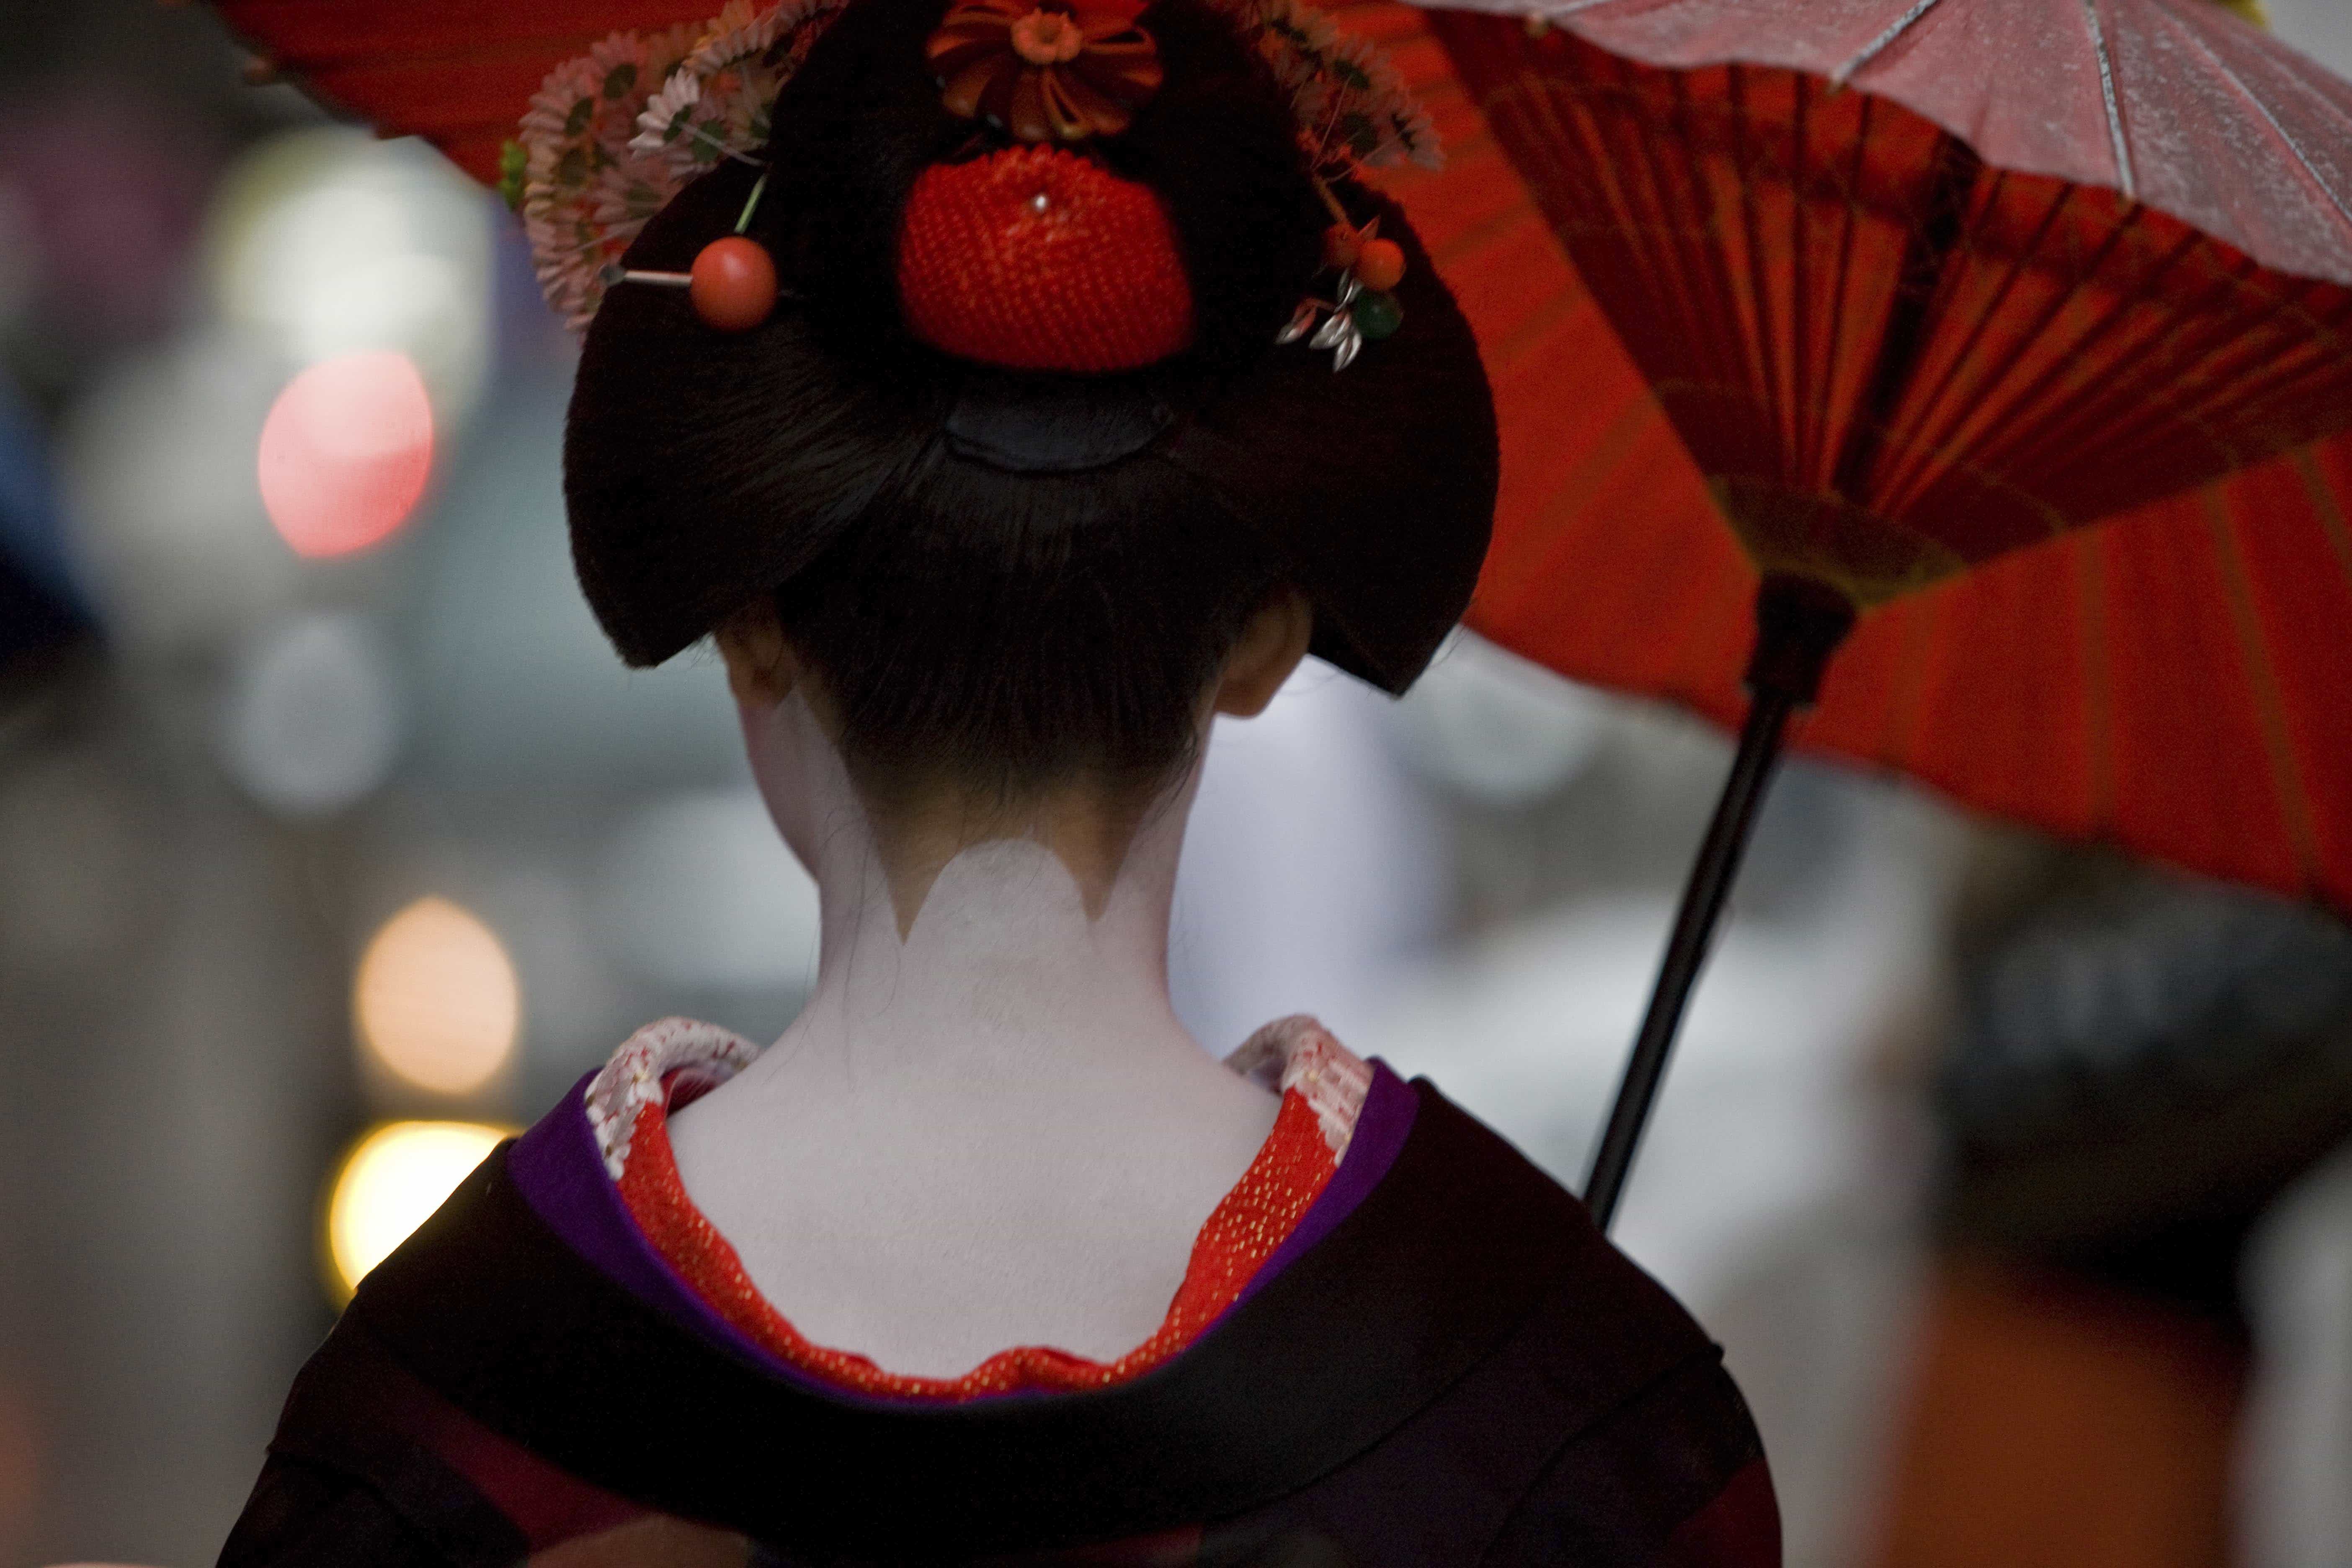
[663, 595, 1310, 1376]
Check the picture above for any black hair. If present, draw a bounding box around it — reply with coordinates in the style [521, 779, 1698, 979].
[565, 0, 1498, 799]
[771, 459, 1282, 799]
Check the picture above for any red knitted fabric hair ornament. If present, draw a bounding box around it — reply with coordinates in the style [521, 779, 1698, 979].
[897, 144, 1194, 373]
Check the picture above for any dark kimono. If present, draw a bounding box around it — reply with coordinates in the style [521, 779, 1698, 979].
[222, 1061, 1778, 1565]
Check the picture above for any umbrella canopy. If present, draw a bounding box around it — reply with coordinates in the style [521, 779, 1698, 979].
[1303, 0, 2352, 914]
[212, 4, 659, 188]
[1329, 0, 2352, 915]
[1476, 421, 2352, 918]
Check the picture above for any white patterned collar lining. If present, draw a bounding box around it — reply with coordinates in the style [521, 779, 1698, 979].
[582, 1012, 1372, 1184]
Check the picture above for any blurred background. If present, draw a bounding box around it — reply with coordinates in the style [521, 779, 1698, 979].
[2, 3, 2350, 1565]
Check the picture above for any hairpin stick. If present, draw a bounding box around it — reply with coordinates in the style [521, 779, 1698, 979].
[603, 169, 781, 330]
[735, 170, 770, 235]
[1311, 174, 1352, 229]
[669, 117, 769, 170]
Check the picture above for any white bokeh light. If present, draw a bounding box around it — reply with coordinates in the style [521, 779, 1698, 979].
[355, 896, 522, 1096]
[218, 611, 405, 817]
[61, 329, 298, 650]
[206, 126, 493, 424]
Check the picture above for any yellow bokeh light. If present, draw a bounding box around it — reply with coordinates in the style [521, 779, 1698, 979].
[324, 1120, 509, 1301]
[355, 895, 520, 1095]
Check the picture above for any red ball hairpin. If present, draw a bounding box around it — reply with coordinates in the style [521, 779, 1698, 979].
[614, 170, 787, 333]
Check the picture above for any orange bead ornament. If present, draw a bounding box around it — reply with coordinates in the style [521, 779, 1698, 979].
[1353, 237, 1406, 292]
[689, 236, 779, 332]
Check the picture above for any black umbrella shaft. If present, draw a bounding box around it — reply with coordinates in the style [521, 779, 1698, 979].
[1581, 688, 1795, 1231]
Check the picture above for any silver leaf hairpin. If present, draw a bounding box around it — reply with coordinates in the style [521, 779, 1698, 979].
[1278, 273, 1365, 372]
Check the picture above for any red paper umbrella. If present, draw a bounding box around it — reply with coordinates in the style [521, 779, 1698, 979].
[208, 0, 2352, 1225]
[212, 5, 665, 186]
[1376, 0, 2352, 1224]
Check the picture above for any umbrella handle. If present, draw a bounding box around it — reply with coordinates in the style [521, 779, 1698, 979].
[1581, 575, 1854, 1233]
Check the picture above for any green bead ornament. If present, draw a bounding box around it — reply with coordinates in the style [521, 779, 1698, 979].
[1351, 290, 1404, 341]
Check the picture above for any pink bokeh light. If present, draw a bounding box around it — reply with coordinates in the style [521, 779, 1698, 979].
[257, 351, 434, 559]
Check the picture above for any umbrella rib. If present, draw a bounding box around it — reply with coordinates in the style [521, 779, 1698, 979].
[1504, 397, 1675, 629]
[2025, 281, 2352, 508]
[2295, 447, 2352, 600]
[1428, 185, 1538, 272]
[1790, 84, 1814, 488]
[2161, 13, 2352, 253]
[1729, 67, 1789, 487]
[1639, 64, 1756, 428]
[1899, 204, 2145, 526]
[1966, 230, 2237, 496]
[1650, 67, 1759, 435]
[2079, 0, 2136, 202]
[1831, 0, 1947, 86]
[1808, 96, 1875, 490]
[2003, 273, 2352, 516]
[2204, 493, 2326, 890]
[1830, 133, 1980, 508]
[1490, 268, 1598, 372]
[1875, 173, 2059, 517]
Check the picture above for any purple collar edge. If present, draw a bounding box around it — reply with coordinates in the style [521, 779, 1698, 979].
[502, 1058, 1420, 1408]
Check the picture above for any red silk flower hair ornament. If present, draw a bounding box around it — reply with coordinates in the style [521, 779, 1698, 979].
[928, 0, 1164, 143]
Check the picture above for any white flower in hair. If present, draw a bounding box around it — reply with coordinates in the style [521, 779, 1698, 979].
[632, 0, 851, 184]
[514, 1, 848, 328]
[515, 23, 704, 328]
[633, 71, 709, 164]
[1321, 28, 1439, 170]
[1220, 0, 1443, 175]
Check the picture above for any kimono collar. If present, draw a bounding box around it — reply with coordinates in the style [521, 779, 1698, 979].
[582, 1012, 1374, 1184]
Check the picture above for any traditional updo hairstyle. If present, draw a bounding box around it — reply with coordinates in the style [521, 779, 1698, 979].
[564, 0, 1498, 807]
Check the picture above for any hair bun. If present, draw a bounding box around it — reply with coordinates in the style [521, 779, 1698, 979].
[567, 0, 1495, 715]
[898, 146, 1194, 372]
